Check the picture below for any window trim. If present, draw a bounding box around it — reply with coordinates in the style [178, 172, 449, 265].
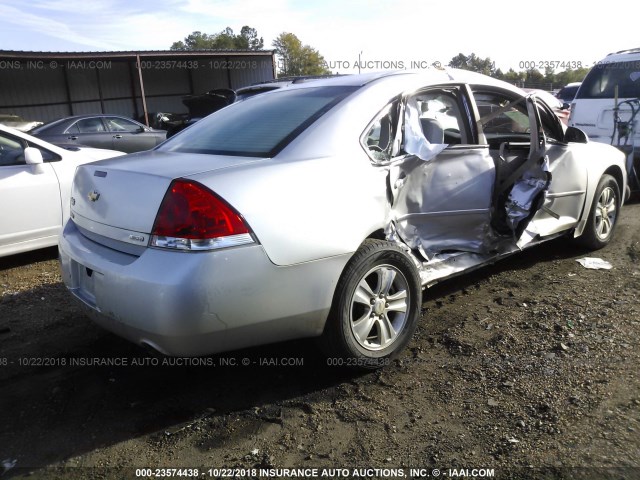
[359, 97, 402, 164]
[471, 88, 530, 144]
[69, 117, 108, 135]
[403, 85, 476, 148]
[104, 116, 144, 133]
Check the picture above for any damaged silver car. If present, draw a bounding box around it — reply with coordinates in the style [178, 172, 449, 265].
[58, 70, 627, 368]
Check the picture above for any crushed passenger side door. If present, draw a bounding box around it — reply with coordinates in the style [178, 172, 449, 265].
[474, 91, 553, 248]
[387, 85, 497, 259]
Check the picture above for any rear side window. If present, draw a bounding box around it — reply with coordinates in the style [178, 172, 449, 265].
[105, 117, 141, 132]
[577, 61, 640, 99]
[76, 118, 106, 133]
[159, 86, 357, 157]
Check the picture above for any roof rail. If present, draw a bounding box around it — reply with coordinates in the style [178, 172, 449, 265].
[607, 47, 640, 56]
[249, 74, 345, 86]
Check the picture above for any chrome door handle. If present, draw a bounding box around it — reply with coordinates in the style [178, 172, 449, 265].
[68, 135, 77, 140]
[113, 135, 122, 139]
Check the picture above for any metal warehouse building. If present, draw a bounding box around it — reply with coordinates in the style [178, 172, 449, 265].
[0, 49, 276, 125]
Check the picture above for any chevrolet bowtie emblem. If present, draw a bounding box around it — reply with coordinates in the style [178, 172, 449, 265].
[88, 190, 101, 202]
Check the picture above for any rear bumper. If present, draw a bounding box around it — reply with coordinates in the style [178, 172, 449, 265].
[59, 220, 349, 356]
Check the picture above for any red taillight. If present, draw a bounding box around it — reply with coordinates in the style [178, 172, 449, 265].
[151, 179, 253, 251]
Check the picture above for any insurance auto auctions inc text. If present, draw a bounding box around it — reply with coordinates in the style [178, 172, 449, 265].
[319, 59, 444, 71]
[211, 467, 495, 478]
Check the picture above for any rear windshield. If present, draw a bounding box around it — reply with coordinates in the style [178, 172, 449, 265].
[577, 61, 640, 99]
[159, 86, 357, 157]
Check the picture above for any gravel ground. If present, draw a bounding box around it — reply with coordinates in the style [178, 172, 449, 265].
[1, 203, 639, 480]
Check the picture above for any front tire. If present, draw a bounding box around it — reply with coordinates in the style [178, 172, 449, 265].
[576, 174, 620, 250]
[320, 239, 422, 369]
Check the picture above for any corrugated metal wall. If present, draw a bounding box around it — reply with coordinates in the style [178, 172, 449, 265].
[0, 63, 70, 120]
[0, 53, 274, 124]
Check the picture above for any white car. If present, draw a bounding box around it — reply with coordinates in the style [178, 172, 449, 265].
[569, 48, 640, 189]
[0, 125, 124, 257]
[522, 88, 570, 125]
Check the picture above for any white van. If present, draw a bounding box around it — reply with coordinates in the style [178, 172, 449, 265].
[569, 48, 640, 188]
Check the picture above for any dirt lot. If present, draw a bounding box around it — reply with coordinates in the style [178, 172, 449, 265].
[1, 203, 639, 480]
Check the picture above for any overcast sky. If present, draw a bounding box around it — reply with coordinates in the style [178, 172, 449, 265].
[1, 0, 639, 73]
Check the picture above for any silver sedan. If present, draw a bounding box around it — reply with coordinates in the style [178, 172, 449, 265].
[31, 115, 166, 153]
[58, 70, 627, 368]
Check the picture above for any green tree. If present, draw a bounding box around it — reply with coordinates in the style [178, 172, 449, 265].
[171, 31, 215, 50]
[502, 68, 525, 85]
[272, 32, 330, 76]
[238, 26, 264, 50]
[524, 67, 545, 86]
[448, 53, 498, 76]
[555, 67, 590, 85]
[171, 27, 264, 50]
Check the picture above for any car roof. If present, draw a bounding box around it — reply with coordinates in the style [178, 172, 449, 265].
[603, 48, 640, 62]
[251, 69, 525, 95]
[47, 114, 135, 121]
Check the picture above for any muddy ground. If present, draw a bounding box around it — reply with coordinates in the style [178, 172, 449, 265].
[1, 203, 639, 480]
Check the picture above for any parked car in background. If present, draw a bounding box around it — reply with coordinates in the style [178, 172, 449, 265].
[0, 113, 43, 132]
[165, 77, 341, 138]
[523, 88, 570, 125]
[138, 112, 189, 132]
[165, 89, 237, 137]
[569, 48, 640, 189]
[30, 115, 166, 153]
[234, 75, 340, 101]
[556, 82, 581, 105]
[0, 125, 124, 257]
[59, 70, 626, 368]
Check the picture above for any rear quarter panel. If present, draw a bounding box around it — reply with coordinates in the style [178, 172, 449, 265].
[185, 80, 421, 267]
[187, 151, 389, 267]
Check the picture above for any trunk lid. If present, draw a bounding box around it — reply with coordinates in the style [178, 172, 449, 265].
[70, 151, 267, 247]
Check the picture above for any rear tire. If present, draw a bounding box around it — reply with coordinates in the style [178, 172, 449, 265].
[320, 239, 422, 369]
[576, 174, 620, 250]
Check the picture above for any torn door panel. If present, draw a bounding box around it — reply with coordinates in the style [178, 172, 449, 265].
[388, 86, 496, 258]
[507, 155, 551, 232]
[389, 148, 496, 257]
[505, 97, 552, 245]
[484, 95, 552, 246]
[387, 93, 553, 268]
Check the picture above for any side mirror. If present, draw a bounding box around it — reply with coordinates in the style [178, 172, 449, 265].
[136, 126, 146, 133]
[24, 146, 44, 164]
[561, 102, 571, 110]
[564, 126, 589, 143]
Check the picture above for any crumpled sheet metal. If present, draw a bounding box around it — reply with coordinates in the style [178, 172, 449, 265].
[389, 148, 495, 258]
[387, 94, 554, 272]
[507, 155, 551, 230]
